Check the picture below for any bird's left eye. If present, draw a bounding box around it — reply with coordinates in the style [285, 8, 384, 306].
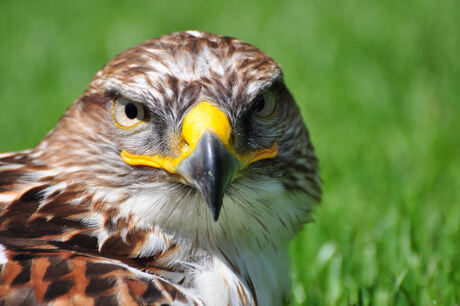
[253, 90, 276, 119]
[112, 96, 146, 128]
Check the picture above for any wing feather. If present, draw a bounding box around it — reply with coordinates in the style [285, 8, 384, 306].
[0, 237, 195, 305]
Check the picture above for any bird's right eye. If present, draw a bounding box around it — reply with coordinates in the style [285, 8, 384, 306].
[112, 96, 146, 129]
[253, 90, 277, 119]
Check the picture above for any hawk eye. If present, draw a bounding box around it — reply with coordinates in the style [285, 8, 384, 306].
[112, 96, 146, 129]
[254, 90, 276, 119]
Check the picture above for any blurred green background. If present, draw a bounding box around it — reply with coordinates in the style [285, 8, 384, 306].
[1, 0, 459, 304]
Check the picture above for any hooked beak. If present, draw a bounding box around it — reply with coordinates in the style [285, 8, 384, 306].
[177, 132, 239, 221]
[120, 102, 278, 221]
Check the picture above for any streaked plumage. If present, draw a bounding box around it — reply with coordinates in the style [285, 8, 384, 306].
[0, 31, 320, 305]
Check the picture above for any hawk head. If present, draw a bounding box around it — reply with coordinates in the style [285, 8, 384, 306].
[35, 31, 320, 248]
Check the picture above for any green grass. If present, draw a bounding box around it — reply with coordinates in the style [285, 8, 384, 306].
[1, 0, 459, 304]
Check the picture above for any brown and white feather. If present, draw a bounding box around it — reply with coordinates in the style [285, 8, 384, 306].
[0, 31, 320, 305]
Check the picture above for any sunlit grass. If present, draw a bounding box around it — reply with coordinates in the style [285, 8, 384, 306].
[0, 0, 458, 304]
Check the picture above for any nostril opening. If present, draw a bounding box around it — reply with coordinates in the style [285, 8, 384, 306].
[182, 140, 190, 153]
[182, 136, 191, 147]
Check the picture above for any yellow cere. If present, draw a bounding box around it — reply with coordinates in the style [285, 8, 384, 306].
[120, 101, 278, 174]
[181, 102, 232, 149]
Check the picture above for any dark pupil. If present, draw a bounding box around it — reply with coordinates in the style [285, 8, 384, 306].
[125, 103, 138, 119]
[254, 95, 265, 112]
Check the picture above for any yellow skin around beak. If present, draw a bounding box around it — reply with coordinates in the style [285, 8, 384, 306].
[120, 102, 278, 174]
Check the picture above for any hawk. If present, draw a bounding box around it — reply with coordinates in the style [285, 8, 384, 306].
[0, 31, 320, 305]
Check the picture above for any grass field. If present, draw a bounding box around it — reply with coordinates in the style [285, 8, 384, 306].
[1, 0, 459, 304]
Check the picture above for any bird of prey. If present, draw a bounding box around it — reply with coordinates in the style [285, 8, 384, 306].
[0, 31, 320, 305]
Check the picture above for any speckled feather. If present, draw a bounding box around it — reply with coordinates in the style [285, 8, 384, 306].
[0, 31, 320, 305]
